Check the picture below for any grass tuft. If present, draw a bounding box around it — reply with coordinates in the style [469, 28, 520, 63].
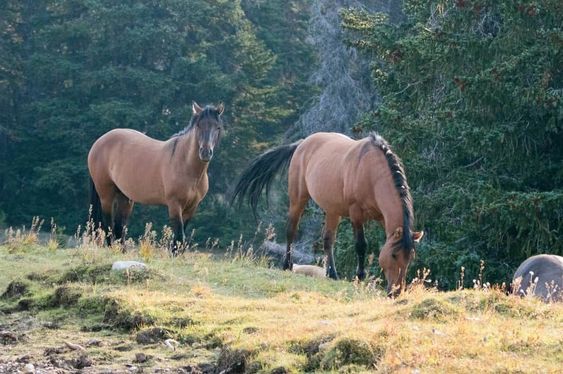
[409, 297, 462, 321]
[319, 337, 385, 371]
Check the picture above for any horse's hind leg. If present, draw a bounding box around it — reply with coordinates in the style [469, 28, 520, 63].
[96, 186, 115, 246]
[284, 194, 309, 271]
[112, 191, 133, 246]
[323, 213, 341, 279]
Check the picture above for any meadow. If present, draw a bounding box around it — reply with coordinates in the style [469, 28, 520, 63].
[0, 224, 561, 373]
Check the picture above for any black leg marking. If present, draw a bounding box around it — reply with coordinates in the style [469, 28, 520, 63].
[169, 217, 185, 254]
[354, 224, 367, 280]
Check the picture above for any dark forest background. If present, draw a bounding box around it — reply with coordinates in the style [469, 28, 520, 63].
[1, 0, 561, 289]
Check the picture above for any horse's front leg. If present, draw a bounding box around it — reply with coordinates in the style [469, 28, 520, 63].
[167, 203, 185, 254]
[352, 222, 367, 280]
[181, 207, 198, 251]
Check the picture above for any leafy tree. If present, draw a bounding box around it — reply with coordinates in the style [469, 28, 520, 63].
[341, 0, 562, 287]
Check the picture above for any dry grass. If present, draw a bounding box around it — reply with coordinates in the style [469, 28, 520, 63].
[0, 239, 562, 373]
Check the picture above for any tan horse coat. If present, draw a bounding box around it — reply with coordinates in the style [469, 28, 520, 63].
[88, 102, 223, 249]
[233, 132, 423, 294]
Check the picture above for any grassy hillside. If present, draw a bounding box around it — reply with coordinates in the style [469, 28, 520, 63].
[0, 235, 562, 373]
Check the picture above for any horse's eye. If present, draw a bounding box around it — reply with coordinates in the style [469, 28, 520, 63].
[392, 253, 397, 260]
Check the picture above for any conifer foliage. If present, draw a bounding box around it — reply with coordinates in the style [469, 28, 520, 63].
[342, 0, 562, 286]
[0, 0, 316, 236]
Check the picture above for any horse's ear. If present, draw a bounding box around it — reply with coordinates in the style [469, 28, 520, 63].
[216, 102, 225, 116]
[412, 231, 424, 243]
[192, 101, 203, 115]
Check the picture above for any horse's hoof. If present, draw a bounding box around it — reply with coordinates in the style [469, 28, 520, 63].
[356, 270, 366, 281]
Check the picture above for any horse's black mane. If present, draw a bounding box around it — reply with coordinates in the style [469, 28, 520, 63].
[368, 132, 414, 254]
[169, 105, 222, 156]
[170, 105, 222, 139]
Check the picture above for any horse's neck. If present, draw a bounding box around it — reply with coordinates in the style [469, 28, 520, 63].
[174, 132, 208, 177]
[372, 179, 404, 237]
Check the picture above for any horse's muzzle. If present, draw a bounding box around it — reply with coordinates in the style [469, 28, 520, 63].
[199, 147, 213, 162]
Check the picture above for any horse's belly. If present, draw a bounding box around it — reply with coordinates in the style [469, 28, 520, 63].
[302, 152, 349, 216]
[307, 178, 349, 216]
[311, 194, 349, 217]
[110, 165, 165, 205]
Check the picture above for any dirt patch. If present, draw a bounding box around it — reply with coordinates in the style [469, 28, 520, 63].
[135, 327, 172, 345]
[103, 299, 155, 330]
[68, 353, 93, 369]
[289, 334, 335, 371]
[51, 286, 82, 307]
[179, 363, 216, 373]
[0, 331, 19, 345]
[216, 348, 252, 374]
[170, 316, 195, 328]
[58, 264, 114, 284]
[1, 281, 30, 299]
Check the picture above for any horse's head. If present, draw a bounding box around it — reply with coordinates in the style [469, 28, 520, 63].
[191, 101, 224, 162]
[379, 228, 424, 297]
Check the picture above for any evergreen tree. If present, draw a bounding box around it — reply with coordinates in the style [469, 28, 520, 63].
[0, 0, 316, 240]
[342, 0, 562, 287]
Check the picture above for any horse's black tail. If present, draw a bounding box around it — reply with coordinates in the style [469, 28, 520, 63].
[89, 177, 103, 228]
[231, 140, 302, 216]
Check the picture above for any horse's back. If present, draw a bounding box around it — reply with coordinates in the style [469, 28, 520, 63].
[290, 133, 358, 214]
[290, 133, 389, 218]
[513, 254, 563, 302]
[89, 128, 160, 161]
[88, 129, 169, 204]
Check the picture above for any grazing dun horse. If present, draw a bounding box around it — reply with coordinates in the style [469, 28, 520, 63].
[88, 102, 224, 251]
[512, 254, 563, 302]
[233, 132, 423, 295]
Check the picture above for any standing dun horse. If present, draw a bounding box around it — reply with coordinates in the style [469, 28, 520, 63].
[88, 102, 224, 251]
[233, 132, 423, 295]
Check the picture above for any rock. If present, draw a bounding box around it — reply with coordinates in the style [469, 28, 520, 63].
[135, 327, 171, 345]
[111, 261, 148, 271]
[134, 352, 150, 363]
[23, 363, 34, 373]
[43, 321, 60, 330]
[64, 341, 85, 351]
[86, 338, 102, 347]
[69, 354, 92, 369]
[292, 264, 326, 278]
[44, 346, 66, 355]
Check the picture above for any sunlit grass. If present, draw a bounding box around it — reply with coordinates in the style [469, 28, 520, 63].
[0, 222, 562, 373]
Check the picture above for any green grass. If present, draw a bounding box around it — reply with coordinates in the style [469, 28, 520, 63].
[1, 244, 562, 373]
